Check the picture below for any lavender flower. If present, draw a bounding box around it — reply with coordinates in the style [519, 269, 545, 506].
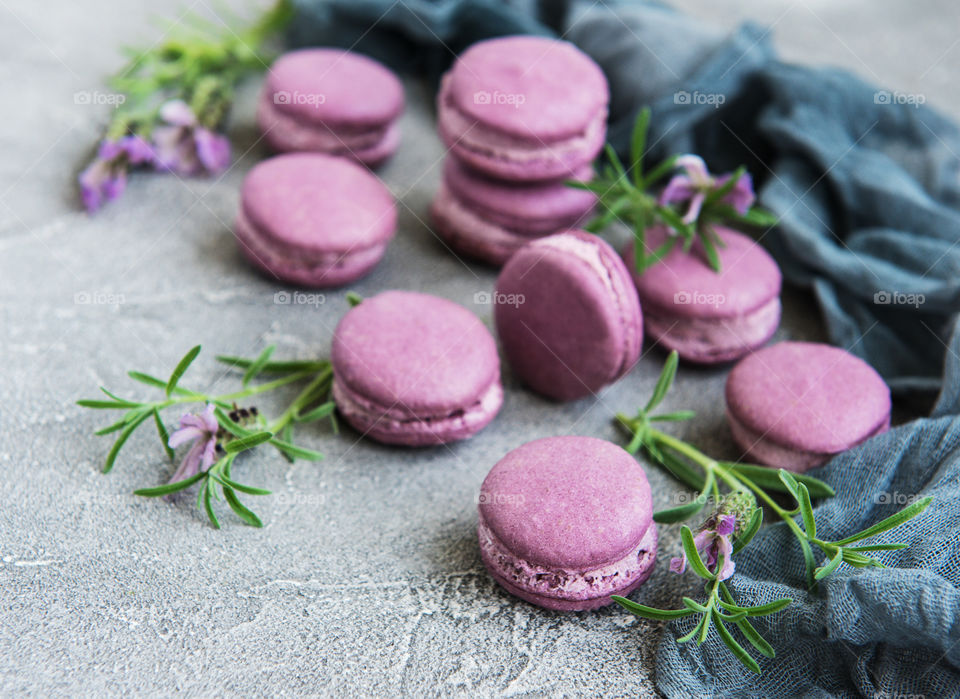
[659, 155, 756, 224]
[151, 100, 231, 175]
[167, 404, 219, 484]
[78, 135, 153, 212]
[670, 513, 736, 580]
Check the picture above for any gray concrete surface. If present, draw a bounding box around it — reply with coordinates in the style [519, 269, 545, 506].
[0, 1, 955, 696]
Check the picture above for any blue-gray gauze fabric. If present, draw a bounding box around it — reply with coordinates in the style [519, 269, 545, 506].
[287, 1, 960, 696]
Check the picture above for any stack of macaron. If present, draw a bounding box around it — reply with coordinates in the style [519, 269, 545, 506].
[431, 36, 608, 266]
[257, 48, 404, 167]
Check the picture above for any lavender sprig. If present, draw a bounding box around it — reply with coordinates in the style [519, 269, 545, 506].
[78, 0, 293, 212]
[611, 351, 933, 674]
[77, 344, 335, 528]
[568, 109, 778, 273]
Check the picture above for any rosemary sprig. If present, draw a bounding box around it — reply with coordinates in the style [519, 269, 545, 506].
[77, 344, 335, 528]
[611, 351, 933, 673]
[569, 109, 778, 274]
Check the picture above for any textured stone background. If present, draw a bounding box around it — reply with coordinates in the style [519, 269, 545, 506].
[1, 0, 956, 696]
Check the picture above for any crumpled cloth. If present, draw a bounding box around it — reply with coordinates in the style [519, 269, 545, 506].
[287, 1, 960, 695]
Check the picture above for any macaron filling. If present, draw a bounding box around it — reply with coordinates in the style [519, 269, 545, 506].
[478, 512, 657, 604]
[331, 375, 503, 445]
[643, 296, 782, 362]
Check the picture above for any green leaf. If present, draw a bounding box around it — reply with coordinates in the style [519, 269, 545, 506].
[846, 543, 908, 552]
[134, 471, 206, 497]
[777, 470, 802, 501]
[604, 143, 627, 180]
[840, 549, 881, 568]
[719, 597, 792, 617]
[99, 387, 135, 404]
[735, 617, 776, 658]
[295, 401, 336, 423]
[677, 615, 708, 643]
[733, 507, 763, 554]
[699, 227, 722, 272]
[724, 463, 835, 498]
[269, 438, 324, 461]
[215, 355, 328, 374]
[645, 351, 680, 412]
[202, 481, 220, 529]
[799, 537, 817, 589]
[222, 485, 263, 527]
[712, 609, 761, 674]
[127, 371, 168, 389]
[103, 411, 152, 473]
[705, 166, 746, 206]
[166, 345, 201, 397]
[654, 496, 708, 524]
[680, 525, 715, 579]
[815, 549, 844, 580]
[214, 407, 254, 438]
[629, 108, 650, 186]
[215, 474, 271, 496]
[78, 399, 139, 410]
[682, 597, 708, 613]
[153, 409, 175, 461]
[831, 496, 933, 546]
[611, 596, 695, 620]
[95, 418, 130, 436]
[716, 609, 748, 623]
[345, 291, 363, 307]
[653, 449, 708, 491]
[641, 153, 680, 188]
[798, 484, 816, 538]
[242, 345, 276, 386]
[649, 410, 696, 423]
[224, 431, 274, 453]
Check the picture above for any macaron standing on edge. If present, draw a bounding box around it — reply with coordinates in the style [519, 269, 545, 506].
[331, 291, 503, 446]
[257, 48, 404, 166]
[235, 153, 396, 287]
[495, 231, 643, 401]
[725, 341, 892, 472]
[478, 436, 658, 611]
[626, 225, 782, 364]
[430, 158, 597, 266]
[437, 36, 609, 182]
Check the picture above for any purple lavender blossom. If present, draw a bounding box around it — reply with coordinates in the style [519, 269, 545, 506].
[78, 135, 154, 212]
[166, 404, 219, 484]
[151, 99, 231, 175]
[670, 513, 736, 580]
[659, 155, 756, 224]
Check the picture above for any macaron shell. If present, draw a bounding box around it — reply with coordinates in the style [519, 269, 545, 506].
[445, 36, 608, 141]
[725, 341, 892, 457]
[442, 157, 596, 233]
[332, 291, 501, 417]
[263, 49, 403, 128]
[240, 153, 396, 254]
[478, 436, 654, 570]
[627, 225, 782, 319]
[495, 232, 642, 401]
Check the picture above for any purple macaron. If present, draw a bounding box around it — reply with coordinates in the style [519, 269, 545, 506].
[437, 36, 608, 181]
[625, 225, 782, 364]
[257, 49, 404, 166]
[331, 291, 503, 446]
[235, 153, 396, 287]
[478, 436, 657, 611]
[495, 231, 642, 401]
[725, 341, 892, 472]
[430, 157, 597, 266]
